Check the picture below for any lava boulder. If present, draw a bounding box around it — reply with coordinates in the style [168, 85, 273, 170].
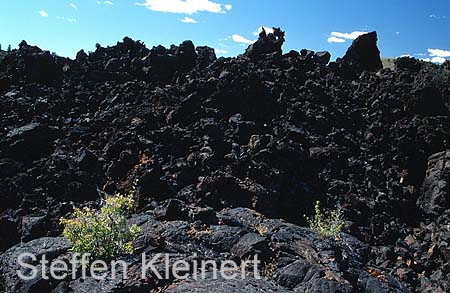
[342, 31, 383, 72]
[245, 27, 285, 60]
[417, 150, 450, 216]
[4, 123, 59, 162]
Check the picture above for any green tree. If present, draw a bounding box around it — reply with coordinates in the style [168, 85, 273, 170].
[7, 44, 11, 52]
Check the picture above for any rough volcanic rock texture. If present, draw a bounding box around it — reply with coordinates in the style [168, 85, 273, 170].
[342, 31, 383, 72]
[417, 150, 450, 215]
[245, 27, 285, 60]
[0, 30, 449, 292]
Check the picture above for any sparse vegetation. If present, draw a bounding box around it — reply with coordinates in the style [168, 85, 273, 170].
[305, 201, 345, 238]
[60, 181, 141, 261]
[253, 224, 269, 236]
[261, 260, 278, 279]
[187, 223, 212, 240]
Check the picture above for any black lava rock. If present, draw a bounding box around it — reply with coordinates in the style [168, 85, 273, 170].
[417, 150, 450, 215]
[0, 29, 449, 292]
[245, 27, 285, 60]
[341, 31, 383, 72]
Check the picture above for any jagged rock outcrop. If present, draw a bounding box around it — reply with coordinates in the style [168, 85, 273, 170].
[341, 31, 383, 72]
[0, 41, 62, 86]
[417, 150, 450, 215]
[245, 27, 285, 60]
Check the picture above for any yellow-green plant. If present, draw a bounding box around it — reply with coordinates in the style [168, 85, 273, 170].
[60, 182, 141, 260]
[305, 201, 345, 238]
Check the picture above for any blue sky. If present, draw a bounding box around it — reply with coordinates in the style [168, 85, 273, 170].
[0, 0, 449, 62]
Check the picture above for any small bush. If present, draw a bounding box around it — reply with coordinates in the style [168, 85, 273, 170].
[305, 201, 345, 238]
[261, 260, 277, 279]
[60, 182, 141, 260]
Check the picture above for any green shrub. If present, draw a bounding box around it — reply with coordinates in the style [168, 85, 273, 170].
[305, 201, 345, 238]
[60, 182, 141, 260]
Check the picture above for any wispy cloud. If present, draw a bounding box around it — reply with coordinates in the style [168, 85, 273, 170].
[327, 31, 367, 43]
[136, 0, 230, 14]
[231, 34, 255, 45]
[70, 3, 77, 9]
[327, 36, 346, 43]
[38, 10, 49, 17]
[180, 16, 197, 23]
[252, 26, 274, 36]
[57, 16, 77, 23]
[429, 14, 447, 20]
[215, 48, 227, 54]
[105, 1, 114, 5]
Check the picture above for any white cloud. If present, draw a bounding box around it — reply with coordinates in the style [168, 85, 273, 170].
[421, 57, 447, 64]
[105, 1, 114, 5]
[218, 42, 228, 49]
[181, 16, 197, 23]
[412, 48, 450, 64]
[70, 3, 77, 9]
[331, 31, 368, 40]
[224, 4, 232, 10]
[429, 14, 447, 20]
[57, 16, 77, 23]
[399, 54, 413, 58]
[215, 49, 227, 54]
[327, 36, 346, 43]
[428, 48, 450, 58]
[231, 34, 255, 45]
[137, 0, 228, 14]
[253, 26, 274, 36]
[38, 10, 49, 17]
[327, 31, 368, 44]
[431, 56, 446, 63]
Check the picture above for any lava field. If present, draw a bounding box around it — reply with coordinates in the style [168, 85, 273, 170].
[0, 29, 449, 292]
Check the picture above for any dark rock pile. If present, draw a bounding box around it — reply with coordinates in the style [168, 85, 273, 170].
[0, 29, 449, 292]
[245, 27, 285, 60]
